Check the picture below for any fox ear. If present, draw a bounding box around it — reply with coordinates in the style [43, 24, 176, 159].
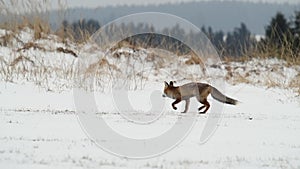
[164, 81, 169, 87]
[169, 81, 174, 86]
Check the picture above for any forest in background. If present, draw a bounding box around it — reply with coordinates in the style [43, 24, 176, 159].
[57, 10, 300, 63]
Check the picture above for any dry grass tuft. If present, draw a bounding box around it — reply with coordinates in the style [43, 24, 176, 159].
[9, 55, 35, 67]
[56, 47, 78, 57]
[288, 73, 300, 95]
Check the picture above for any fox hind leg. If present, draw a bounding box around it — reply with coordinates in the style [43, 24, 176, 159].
[198, 105, 205, 111]
[199, 99, 210, 114]
[196, 96, 210, 114]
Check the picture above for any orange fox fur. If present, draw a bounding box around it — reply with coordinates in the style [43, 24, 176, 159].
[163, 81, 238, 113]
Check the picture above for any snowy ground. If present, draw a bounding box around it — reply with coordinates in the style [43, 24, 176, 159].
[0, 28, 300, 168]
[0, 82, 299, 169]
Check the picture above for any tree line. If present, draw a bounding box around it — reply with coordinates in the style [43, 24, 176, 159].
[201, 11, 299, 59]
[59, 11, 300, 60]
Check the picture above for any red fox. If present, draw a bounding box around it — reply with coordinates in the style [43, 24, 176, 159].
[162, 81, 238, 113]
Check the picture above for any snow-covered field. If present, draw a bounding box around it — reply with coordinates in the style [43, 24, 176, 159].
[0, 28, 300, 168]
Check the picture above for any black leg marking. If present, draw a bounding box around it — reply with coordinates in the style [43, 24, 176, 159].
[199, 99, 210, 114]
[172, 99, 181, 110]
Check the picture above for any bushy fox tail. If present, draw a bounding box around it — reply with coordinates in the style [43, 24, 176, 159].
[211, 87, 238, 105]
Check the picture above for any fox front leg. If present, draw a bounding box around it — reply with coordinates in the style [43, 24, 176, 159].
[172, 99, 181, 110]
[181, 99, 190, 113]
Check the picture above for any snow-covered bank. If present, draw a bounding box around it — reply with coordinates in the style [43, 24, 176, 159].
[1, 28, 299, 93]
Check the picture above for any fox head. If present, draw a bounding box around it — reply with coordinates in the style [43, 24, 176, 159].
[162, 81, 177, 99]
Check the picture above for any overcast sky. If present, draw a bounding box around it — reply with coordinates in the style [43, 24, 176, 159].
[64, 0, 300, 8]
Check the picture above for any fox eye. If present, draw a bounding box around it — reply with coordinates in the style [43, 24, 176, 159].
[169, 81, 173, 86]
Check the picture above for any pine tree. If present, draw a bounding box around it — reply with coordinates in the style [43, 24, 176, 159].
[225, 23, 252, 57]
[291, 11, 300, 56]
[265, 12, 291, 47]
